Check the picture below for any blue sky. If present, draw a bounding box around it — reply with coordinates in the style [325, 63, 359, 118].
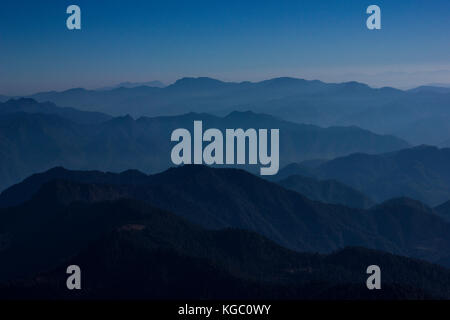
[0, 0, 449, 94]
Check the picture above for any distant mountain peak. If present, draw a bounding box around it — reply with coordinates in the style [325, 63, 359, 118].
[119, 114, 134, 120]
[117, 80, 165, 88]
[408, 85, 450, 94]
[262, 77, 307, 84]
[45, 166, 71, 174]
[120, 169, 146, 176]
[171, 77, 226, 87]
[63, 87, 87, 93]
[340, 81, 371, 90]
[2, 98, 57, 110]
[227, 110, 255, 116]
[5, 97, 38, 104]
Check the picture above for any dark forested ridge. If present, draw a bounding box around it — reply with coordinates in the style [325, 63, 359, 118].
[1, 194, 450, 300]
[2, 166, 450, 269]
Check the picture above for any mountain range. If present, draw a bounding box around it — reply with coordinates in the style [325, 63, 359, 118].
[21, 77, 450, 145]
[2, 166, 450, 299]
[0, 98, 408, 192]
[279, 145, 450, 206]
[2, 165, 450, 269]
[0, 98, 111, 124]
[2, 98, 449, 207]
[408, 85, 450, 94]
[97, 80, 166, 90]
[2, 197, 450, 300]
[277, 175, 374, 209]
[1, 77, 450, 300]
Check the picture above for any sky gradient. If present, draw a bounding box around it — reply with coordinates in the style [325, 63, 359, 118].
[0, 0, 449, 95]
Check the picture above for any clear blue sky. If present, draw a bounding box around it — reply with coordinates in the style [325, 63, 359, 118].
[0, 0, 449, 94]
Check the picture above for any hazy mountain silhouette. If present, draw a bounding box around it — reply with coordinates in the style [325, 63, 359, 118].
[2, 166, 450, 268]
[393, 115, 450, 145]
[311, 146, 450, 206]
[25, 77, 450, 145]
[0, 98, 111, 124]
[97, 80, 165, 90]
[25, 77, 402, 119]
[2, 178, 450, 299]
[279, 145, 450, 206]
[277, 175, 374, 209]
[0, 107, 408, 192]
[408, 85, 450, 94]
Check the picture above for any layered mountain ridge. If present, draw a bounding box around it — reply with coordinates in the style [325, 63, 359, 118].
[2, 165, 450, 268]
[0, 98, 408, 192]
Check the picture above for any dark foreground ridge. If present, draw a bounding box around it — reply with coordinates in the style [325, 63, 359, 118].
[2, 165, 450, 269]
[1, 166, 450, 300]
[1, 196, 450, 300]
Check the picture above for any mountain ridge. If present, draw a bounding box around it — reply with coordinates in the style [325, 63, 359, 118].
[279, 145, 450, 206]
[2, 193, 450, 299]
[0, 98, 111, 124]
[0, 106, 408, 192]
[277, 174, 374, 209]
[20, 76, 450, 146]
[2, 165, 450, 268]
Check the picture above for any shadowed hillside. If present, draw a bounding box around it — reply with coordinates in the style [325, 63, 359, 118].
[2, 166, 450, 268]
[0, 98, 111, 124]
[279, 146, 450, 206]
[277, 174, 374, 209]
[1, 194, 450, 300]
[0, 105, 408, 192]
